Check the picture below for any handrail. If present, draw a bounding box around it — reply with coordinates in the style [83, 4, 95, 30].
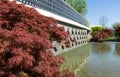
[16, 0, 88, 26]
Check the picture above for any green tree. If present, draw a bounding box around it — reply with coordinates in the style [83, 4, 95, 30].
[113, 22, 120, 29]
[113, 22, 120, 37]
[91, 26, 103, 32]
[64, 0, 87, 16]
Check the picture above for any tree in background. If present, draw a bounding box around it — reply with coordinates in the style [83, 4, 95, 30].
[91, 26, 112, 41]
[99, 16, 108, 27]
[91, 26, 103, 32]
[64, 0, 87, 16]
[113, 22, 120, 37]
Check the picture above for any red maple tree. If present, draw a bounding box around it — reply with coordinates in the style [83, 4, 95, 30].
[91, 28, 112, 41]
[0, 0, 74, 77]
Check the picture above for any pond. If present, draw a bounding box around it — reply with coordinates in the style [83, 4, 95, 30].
[60, 42, 120, 77]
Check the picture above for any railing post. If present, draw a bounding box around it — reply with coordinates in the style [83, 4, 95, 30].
[16, 0, 88, 27]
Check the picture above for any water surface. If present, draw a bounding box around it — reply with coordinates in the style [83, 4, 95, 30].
[60, 42, 120, 77]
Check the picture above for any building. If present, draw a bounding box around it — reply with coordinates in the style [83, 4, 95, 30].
[16, 0, 91, 55]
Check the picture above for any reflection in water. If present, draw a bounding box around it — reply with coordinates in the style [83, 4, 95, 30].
[91, 42, 111, 54]
[60, 44, 91, 76]
[60, 42, 120, 77]
[114, 43, 120, 56]
[86, 42, 120, 77]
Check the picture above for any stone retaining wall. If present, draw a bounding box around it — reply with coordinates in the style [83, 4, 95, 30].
[51, 24, 88, 55]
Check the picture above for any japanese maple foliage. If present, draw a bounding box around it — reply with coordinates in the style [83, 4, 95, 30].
[91, 28, 112, 41]
[0, 0, 74, 77]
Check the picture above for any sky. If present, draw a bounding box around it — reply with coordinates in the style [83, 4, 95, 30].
[85, 0, 120, 28]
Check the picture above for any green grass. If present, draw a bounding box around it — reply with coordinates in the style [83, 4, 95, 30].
[103, 36, 120, 41]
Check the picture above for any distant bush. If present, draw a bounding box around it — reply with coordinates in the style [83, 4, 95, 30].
[0, 0, 74, 77]
[91, 26, 103, 32]
[91, 28, 112, 41]
[113, 23, 120, 37]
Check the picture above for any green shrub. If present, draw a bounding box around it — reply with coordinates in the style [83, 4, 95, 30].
[91, 26, 103, 32]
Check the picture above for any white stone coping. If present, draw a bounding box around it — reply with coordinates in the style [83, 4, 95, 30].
[15, 1, 91, 31]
